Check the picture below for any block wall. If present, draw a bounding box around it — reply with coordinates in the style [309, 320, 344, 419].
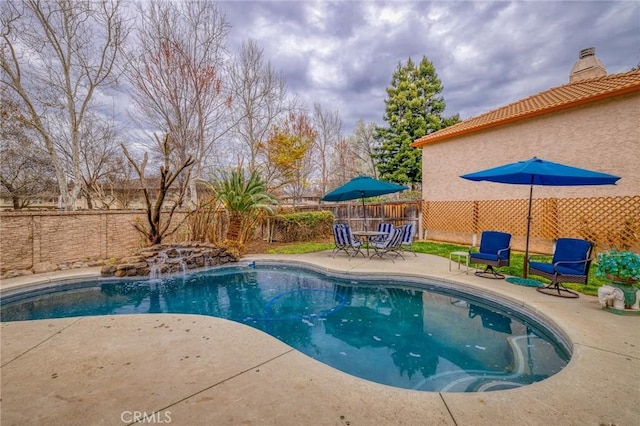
[0, 210, 188, 272]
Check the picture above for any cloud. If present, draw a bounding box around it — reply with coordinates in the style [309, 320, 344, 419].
[218, 1, 638, 133]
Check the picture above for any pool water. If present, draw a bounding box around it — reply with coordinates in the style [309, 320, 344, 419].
[0, 264, 570, 392]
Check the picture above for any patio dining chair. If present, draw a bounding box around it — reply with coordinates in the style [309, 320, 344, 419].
[469, 231, 511, 279]
[372, 222, 395, 243]
[529, 237, 593, 298]
[332, 224, 365, 260]
[331, 224, 348, 258]
[399, 223, 417, 256]
[370, 227, 405, 263]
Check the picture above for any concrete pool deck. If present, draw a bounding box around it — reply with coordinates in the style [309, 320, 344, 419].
[1, 251, 639, 426]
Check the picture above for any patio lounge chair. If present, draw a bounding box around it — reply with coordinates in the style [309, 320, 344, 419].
[530, 238, 593, 298]
[370, 227, 405, 262]
[399, 223, 417, 256]
[469, 231, 511, 279]
[332, 224, 364, 260]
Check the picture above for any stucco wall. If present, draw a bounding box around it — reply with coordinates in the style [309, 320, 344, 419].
[421, 92, 639, 202]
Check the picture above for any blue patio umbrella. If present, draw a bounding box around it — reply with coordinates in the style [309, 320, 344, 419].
[322, 176, 408, 230]
[460, 157, 620, 278]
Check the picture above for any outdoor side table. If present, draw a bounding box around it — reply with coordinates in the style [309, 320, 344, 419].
[449, 251, 470, 274]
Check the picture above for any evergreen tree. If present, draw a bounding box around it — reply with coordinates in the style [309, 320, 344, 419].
[375, 57, 459, 186]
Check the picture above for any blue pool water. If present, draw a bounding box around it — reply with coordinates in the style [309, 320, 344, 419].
[0, 264, 570, 392]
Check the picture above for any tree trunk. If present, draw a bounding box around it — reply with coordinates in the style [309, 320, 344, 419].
[85, 191, 94, 210]
[188, 178, 199, 208]
[227, 213, 243, 242]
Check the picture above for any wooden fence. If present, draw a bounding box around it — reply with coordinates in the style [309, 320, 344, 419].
[279, 195, 639, 254]
[267, 202, 421, 242]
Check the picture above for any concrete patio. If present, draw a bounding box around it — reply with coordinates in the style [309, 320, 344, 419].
[1, 251, 638, 425]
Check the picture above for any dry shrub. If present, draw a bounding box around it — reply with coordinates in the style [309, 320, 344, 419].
[187, 196, 226, 243]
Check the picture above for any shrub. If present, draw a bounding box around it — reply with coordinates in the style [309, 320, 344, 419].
[270, 211, 334, 242]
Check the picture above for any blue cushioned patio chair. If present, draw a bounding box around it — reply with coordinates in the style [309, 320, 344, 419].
[469, 231, 511, 279]
[370, 227, 405, 263]
[332, 224, 364, 260]
[530, 238, 593, 298]
[399, 223, 417, 256]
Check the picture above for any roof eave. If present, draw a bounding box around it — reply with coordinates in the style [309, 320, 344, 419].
[411, 83, 640, 148]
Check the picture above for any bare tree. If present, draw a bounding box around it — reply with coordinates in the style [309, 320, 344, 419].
[122, 134, 194, 245]
[0, 147, 56, 209]
[53, 113, 126, 209]
[1, 0, 129, 210]
[0, 142, 56, 209]
[327, 137, 356, 190]
[127, 0, 232, 205]
[0, 90, 57, 208]
[228, 39, 290, 173]
[313, 103, 343, 196]
[325, 120, 379, 190]
[347, 120, 379, 178]
[97, 156, 137, 210]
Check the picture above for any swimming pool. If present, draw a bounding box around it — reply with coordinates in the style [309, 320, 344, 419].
[0, 263, 570, 392]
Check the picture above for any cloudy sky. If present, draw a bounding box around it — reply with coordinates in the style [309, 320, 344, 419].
[216, 0, 638, 134]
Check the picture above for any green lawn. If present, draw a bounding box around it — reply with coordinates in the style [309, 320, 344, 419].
[262, 239, 608, 296]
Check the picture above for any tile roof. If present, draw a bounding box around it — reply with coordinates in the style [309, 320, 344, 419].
[412, 70, 640, 147]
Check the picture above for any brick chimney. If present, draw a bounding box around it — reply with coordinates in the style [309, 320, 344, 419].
[569, 47, 607, 83]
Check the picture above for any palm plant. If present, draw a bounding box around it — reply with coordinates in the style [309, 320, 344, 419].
[202, 169, 277, 246]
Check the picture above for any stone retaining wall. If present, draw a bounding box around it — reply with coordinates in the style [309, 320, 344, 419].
[100, 243, 239, 278]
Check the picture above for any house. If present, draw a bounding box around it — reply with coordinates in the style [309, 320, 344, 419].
[411, 48, 640, 254]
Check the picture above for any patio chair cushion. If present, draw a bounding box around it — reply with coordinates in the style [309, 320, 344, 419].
[477, 231, 511, 259]
[333, 224, 347, 246]
[400, 223, 415, 244]
[344, 227, 362, 247]
[470, 252, 501, 262]
[373, 223, 394, 243]
[528, 261, 586, 277]
[370, 227, 405, 262]
[552, 238, 592, 273]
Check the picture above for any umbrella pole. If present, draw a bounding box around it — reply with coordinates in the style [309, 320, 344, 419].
[524, 182, 533, 278]
[361, 192, 367, 231]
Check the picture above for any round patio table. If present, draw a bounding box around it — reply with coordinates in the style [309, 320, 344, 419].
[352, 231, 389, 256]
